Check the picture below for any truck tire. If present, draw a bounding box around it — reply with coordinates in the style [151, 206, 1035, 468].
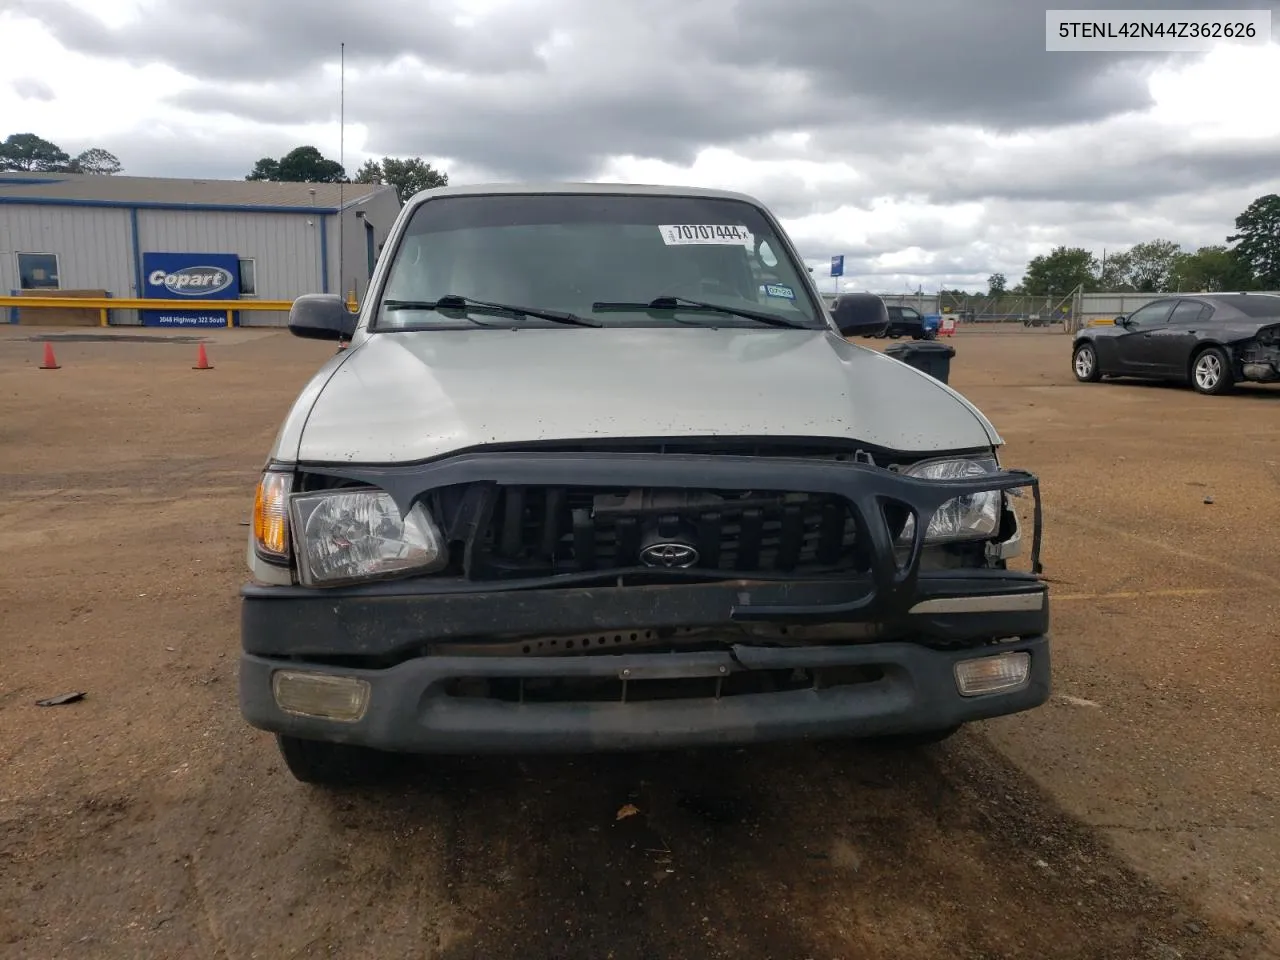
[276, 734, 398, 786]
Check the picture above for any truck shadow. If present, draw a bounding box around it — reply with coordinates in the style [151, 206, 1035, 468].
[309, 733, 1251, 960]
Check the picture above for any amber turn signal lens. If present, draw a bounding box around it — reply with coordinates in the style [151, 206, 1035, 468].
[253, 471, 292, 558]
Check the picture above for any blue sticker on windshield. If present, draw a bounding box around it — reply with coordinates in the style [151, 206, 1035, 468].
[763, 283, 795, 300]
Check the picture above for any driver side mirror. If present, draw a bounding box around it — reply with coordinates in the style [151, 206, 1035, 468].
[1114, 315, 1128, 325]
[289, 293, 358, 341]
[832, 293, 889, 338]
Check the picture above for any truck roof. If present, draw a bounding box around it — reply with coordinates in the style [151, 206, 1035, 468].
[404, 181, 766, 205]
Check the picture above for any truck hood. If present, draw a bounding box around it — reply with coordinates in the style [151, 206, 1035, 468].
[287, 327, 1000, 464]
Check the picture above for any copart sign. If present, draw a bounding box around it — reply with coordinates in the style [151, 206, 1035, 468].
[140, 252, 242, 327]
[147, 265, 234, 296]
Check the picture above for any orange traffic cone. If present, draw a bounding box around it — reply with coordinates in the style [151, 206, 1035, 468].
[40, 342, 60, 369]
[193, 343, 212, 370]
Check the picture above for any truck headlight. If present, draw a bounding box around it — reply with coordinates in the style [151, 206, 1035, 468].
[897, 456, 1001, 544]
[290, 489, 447, 586]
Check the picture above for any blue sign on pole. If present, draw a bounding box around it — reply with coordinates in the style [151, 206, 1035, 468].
[140, 252, 241, 327]
[830, 255, 844, 277]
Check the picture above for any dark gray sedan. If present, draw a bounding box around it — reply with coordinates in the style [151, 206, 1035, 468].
[1071, 293, 1280, 395]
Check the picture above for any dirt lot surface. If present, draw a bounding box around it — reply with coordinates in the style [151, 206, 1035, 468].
[1, 325, 1277, 959]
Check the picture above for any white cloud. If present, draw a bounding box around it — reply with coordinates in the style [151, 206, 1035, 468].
[1148, 43, 1280, 139]
[11, 77, 55, 101]
[0, 13, 196, 143]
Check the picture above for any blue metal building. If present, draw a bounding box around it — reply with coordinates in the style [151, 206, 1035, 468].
[0, 172, 400, 325]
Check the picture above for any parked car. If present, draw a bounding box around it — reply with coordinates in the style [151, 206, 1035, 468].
[869, 304, 937, 339]
[1071, 293, 1280, 395]
[239, 182, 1049, 785]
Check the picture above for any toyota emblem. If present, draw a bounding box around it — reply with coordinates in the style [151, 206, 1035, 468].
[638, 542, 699, 568]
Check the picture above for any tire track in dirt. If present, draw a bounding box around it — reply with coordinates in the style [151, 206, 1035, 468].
[9, 728, 1254, 959]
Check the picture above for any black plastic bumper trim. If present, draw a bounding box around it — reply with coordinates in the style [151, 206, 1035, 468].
[240, 571, 1049, 660]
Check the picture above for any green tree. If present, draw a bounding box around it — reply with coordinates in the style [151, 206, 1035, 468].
[383, 157, 448, 200]
[1124, 239, 1181, 292]
[246, 157, 281, 180]
[353, 156, 448, 201]
[987, 272, 1007, 296]
[1169, 245, 1254, 292]
[246, 145, 346, 183]
[1227, 194, 1280, 289]
[353, 159, 382, 183]
[0, 132, 71, 172]
[1021, 246, 1097, 296]
[70, 147, 122, 175]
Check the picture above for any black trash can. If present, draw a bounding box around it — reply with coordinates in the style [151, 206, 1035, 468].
[884, 341, 956, 384]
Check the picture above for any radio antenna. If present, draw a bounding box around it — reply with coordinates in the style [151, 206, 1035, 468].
[338, 41, 345, 301]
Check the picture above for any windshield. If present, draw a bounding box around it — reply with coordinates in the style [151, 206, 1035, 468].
[371, 193, 825, 331]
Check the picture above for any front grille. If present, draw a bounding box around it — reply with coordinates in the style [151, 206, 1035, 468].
[462, 484, 864, 580]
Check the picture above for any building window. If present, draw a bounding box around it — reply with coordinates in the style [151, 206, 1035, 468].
[238, 258, 257, 297]
[17, 252, 60, 290]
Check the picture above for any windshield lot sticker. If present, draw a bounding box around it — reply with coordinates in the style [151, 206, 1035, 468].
[660, 224, 754, 246]
[762, 283, 795, 300]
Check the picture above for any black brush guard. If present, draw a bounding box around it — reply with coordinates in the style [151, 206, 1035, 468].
[289, 451, 1044, 624]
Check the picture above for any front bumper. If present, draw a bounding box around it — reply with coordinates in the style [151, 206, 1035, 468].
[240, 635, 1050, 753]
[240, 449, 1049, 752]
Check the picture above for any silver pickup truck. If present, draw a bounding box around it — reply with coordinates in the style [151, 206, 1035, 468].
[239, 183, 1050, 786]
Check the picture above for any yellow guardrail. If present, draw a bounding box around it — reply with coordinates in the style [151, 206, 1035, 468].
[1, 292, 358, 328]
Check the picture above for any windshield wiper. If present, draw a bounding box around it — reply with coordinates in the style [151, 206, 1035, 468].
[381, 299, 499, 327]
[384, 295, 601, 327]
[591, 295, 807, 329]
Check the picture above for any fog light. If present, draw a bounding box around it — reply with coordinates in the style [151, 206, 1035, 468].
[954, 651, 1031, 696]
[272, 671, 370, 722]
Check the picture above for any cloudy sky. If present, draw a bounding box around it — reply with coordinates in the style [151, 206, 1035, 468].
[2, 0, 1279, 292]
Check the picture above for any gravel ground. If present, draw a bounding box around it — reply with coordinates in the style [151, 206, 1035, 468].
[0, 324, 1274, 959]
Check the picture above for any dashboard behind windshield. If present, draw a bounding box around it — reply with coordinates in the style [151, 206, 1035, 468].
[371, 193, 824, 330]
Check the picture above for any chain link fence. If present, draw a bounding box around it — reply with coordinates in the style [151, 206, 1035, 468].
[838, 290, 1083, 332]
[938, 290, 1080, 331]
